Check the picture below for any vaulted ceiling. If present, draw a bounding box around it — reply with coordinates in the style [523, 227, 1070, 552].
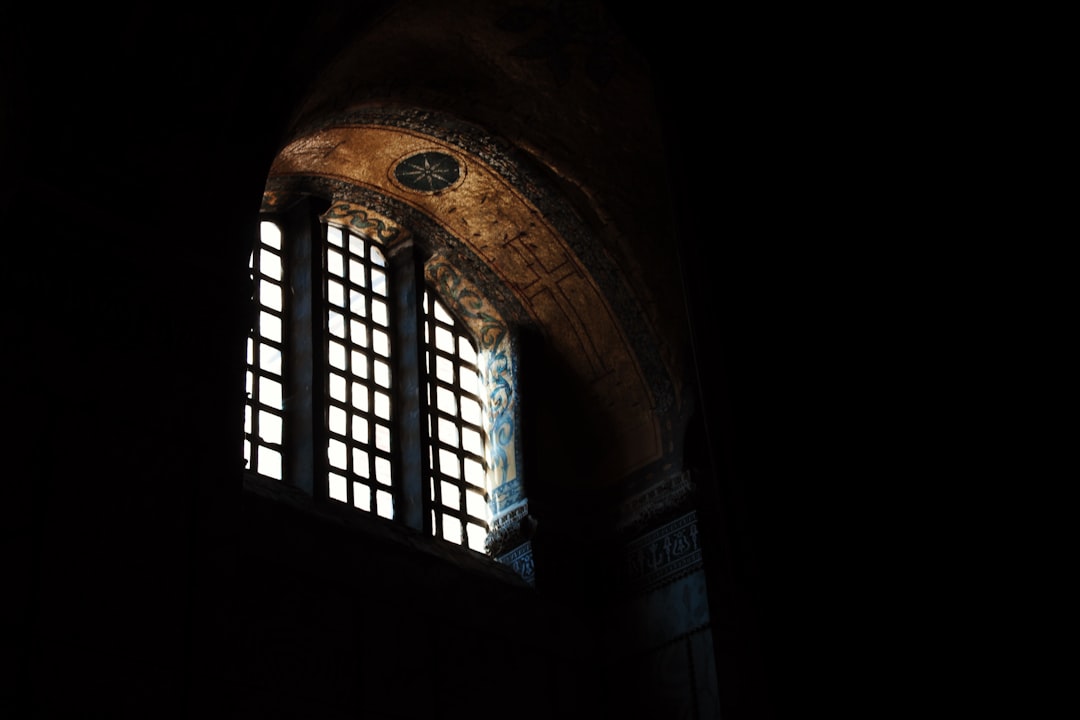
[267, 0, 693, 484]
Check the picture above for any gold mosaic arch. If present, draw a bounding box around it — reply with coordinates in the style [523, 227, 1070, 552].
[268, 124, 661, 479]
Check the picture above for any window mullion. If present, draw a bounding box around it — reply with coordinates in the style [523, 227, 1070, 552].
[279, 197, 326, 497]
[387, 237, 428, 533]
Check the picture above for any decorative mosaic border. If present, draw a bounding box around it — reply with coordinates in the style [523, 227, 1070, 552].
[321, 201, 409, 245]
[424, 257, 521, 515]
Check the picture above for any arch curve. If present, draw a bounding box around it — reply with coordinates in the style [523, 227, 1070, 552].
[266, 108, 677, 481]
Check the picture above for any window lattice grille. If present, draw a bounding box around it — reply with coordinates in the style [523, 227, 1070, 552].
[324, 224, 395, 518]
[423, 291, 489, 551]
[245, 217, 495, 557]
[244, 221, 285, 479]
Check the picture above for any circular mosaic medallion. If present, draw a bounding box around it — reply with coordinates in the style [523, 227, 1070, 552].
[393, 151, 462, 192]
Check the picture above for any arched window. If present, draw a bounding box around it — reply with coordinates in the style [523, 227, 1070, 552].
[422, 287, 491, 549]
[243, 198, 518, 560]
[244, 220, 286, 483]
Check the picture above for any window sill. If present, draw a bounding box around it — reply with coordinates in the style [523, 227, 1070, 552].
[242, 471, 531, 589]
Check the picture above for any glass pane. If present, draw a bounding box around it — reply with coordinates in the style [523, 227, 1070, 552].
[260, 311, 281, 343]
[371, 267, 387, 297]
[260, 344, 281, 376]
[464, 458, 484, 487]
[259, 411, 282, 444]
[351, 383, 368, 412]
[350, 290, 366, 318]
[260, 280, 282, 312]
[442, 515, 462, 544]
[438, 418, 459, 448]
[439, 449, 460, 479]
[375, 489, 393, 519]
[328, 341, 346, 370]
[372, 298, 388, 327]
[373, 329, 390, 357]
[329, 373, 346, 401]
[328, 225, 344, 247]
[466, 522, 486, 552]
[435, 326, 454, 353]
[350, 319, 367, 346]
[462, 428, 482, 455]
[353, 482, 371, 511]
[244, 405, 252, 434]
[327, 248, 344, 277]
[246, 338, 254, 365]
[260, 249, 282, 281]
[353, 448, 369, 478]
[433, 300, 453, 324]
[348, 233, 365, 257]
[328, 438, 347, 470]
[375, 457, 392, 486]
[328, 310, 345, 338]
[327, 279, 344, 307]
[259, 377, 282, 409]
[370, 244, 386, 267]
[437, 387, 456, 415]
[328, 405, 346, 435]
[261, 221, 282, 250]
[436, 356, 454, 383]
[374, 358, 390, 388]
[349, 259, 365, 286]
[461, 397, 481, 425]
[375, 423, 391, 452]
[458, 337, 477, 364]
[257, 446, 282, 480]
[441, 481, 460, 510]
[351, 415, 369, 442]
[328, 472, 348, 502]
[466, 489, 487, 520]
[459, 366, 479, 394]
[351, 350, 369, 379]
[374, 391, 391, 420]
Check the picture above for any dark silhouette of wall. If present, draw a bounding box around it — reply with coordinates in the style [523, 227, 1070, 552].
[0, 3, 865, 718]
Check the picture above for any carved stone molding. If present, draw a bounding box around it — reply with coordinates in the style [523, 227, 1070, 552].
[623, 510, 703, 594]
[485, 502, 534, 557]
[615, 469, 695, 536]
[497, 540, 536, 586]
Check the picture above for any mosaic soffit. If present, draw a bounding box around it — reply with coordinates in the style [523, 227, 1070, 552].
[269, 122, 666, 480]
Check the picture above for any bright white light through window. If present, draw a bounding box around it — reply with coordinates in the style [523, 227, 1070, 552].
[244, 221, 285, 480]
[324, 224, 394, 519]
[423, 290, 490, 552]
[244, 217, 495, 557]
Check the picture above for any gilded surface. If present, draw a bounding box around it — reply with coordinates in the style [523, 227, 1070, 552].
[270, 124, 661, 479]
